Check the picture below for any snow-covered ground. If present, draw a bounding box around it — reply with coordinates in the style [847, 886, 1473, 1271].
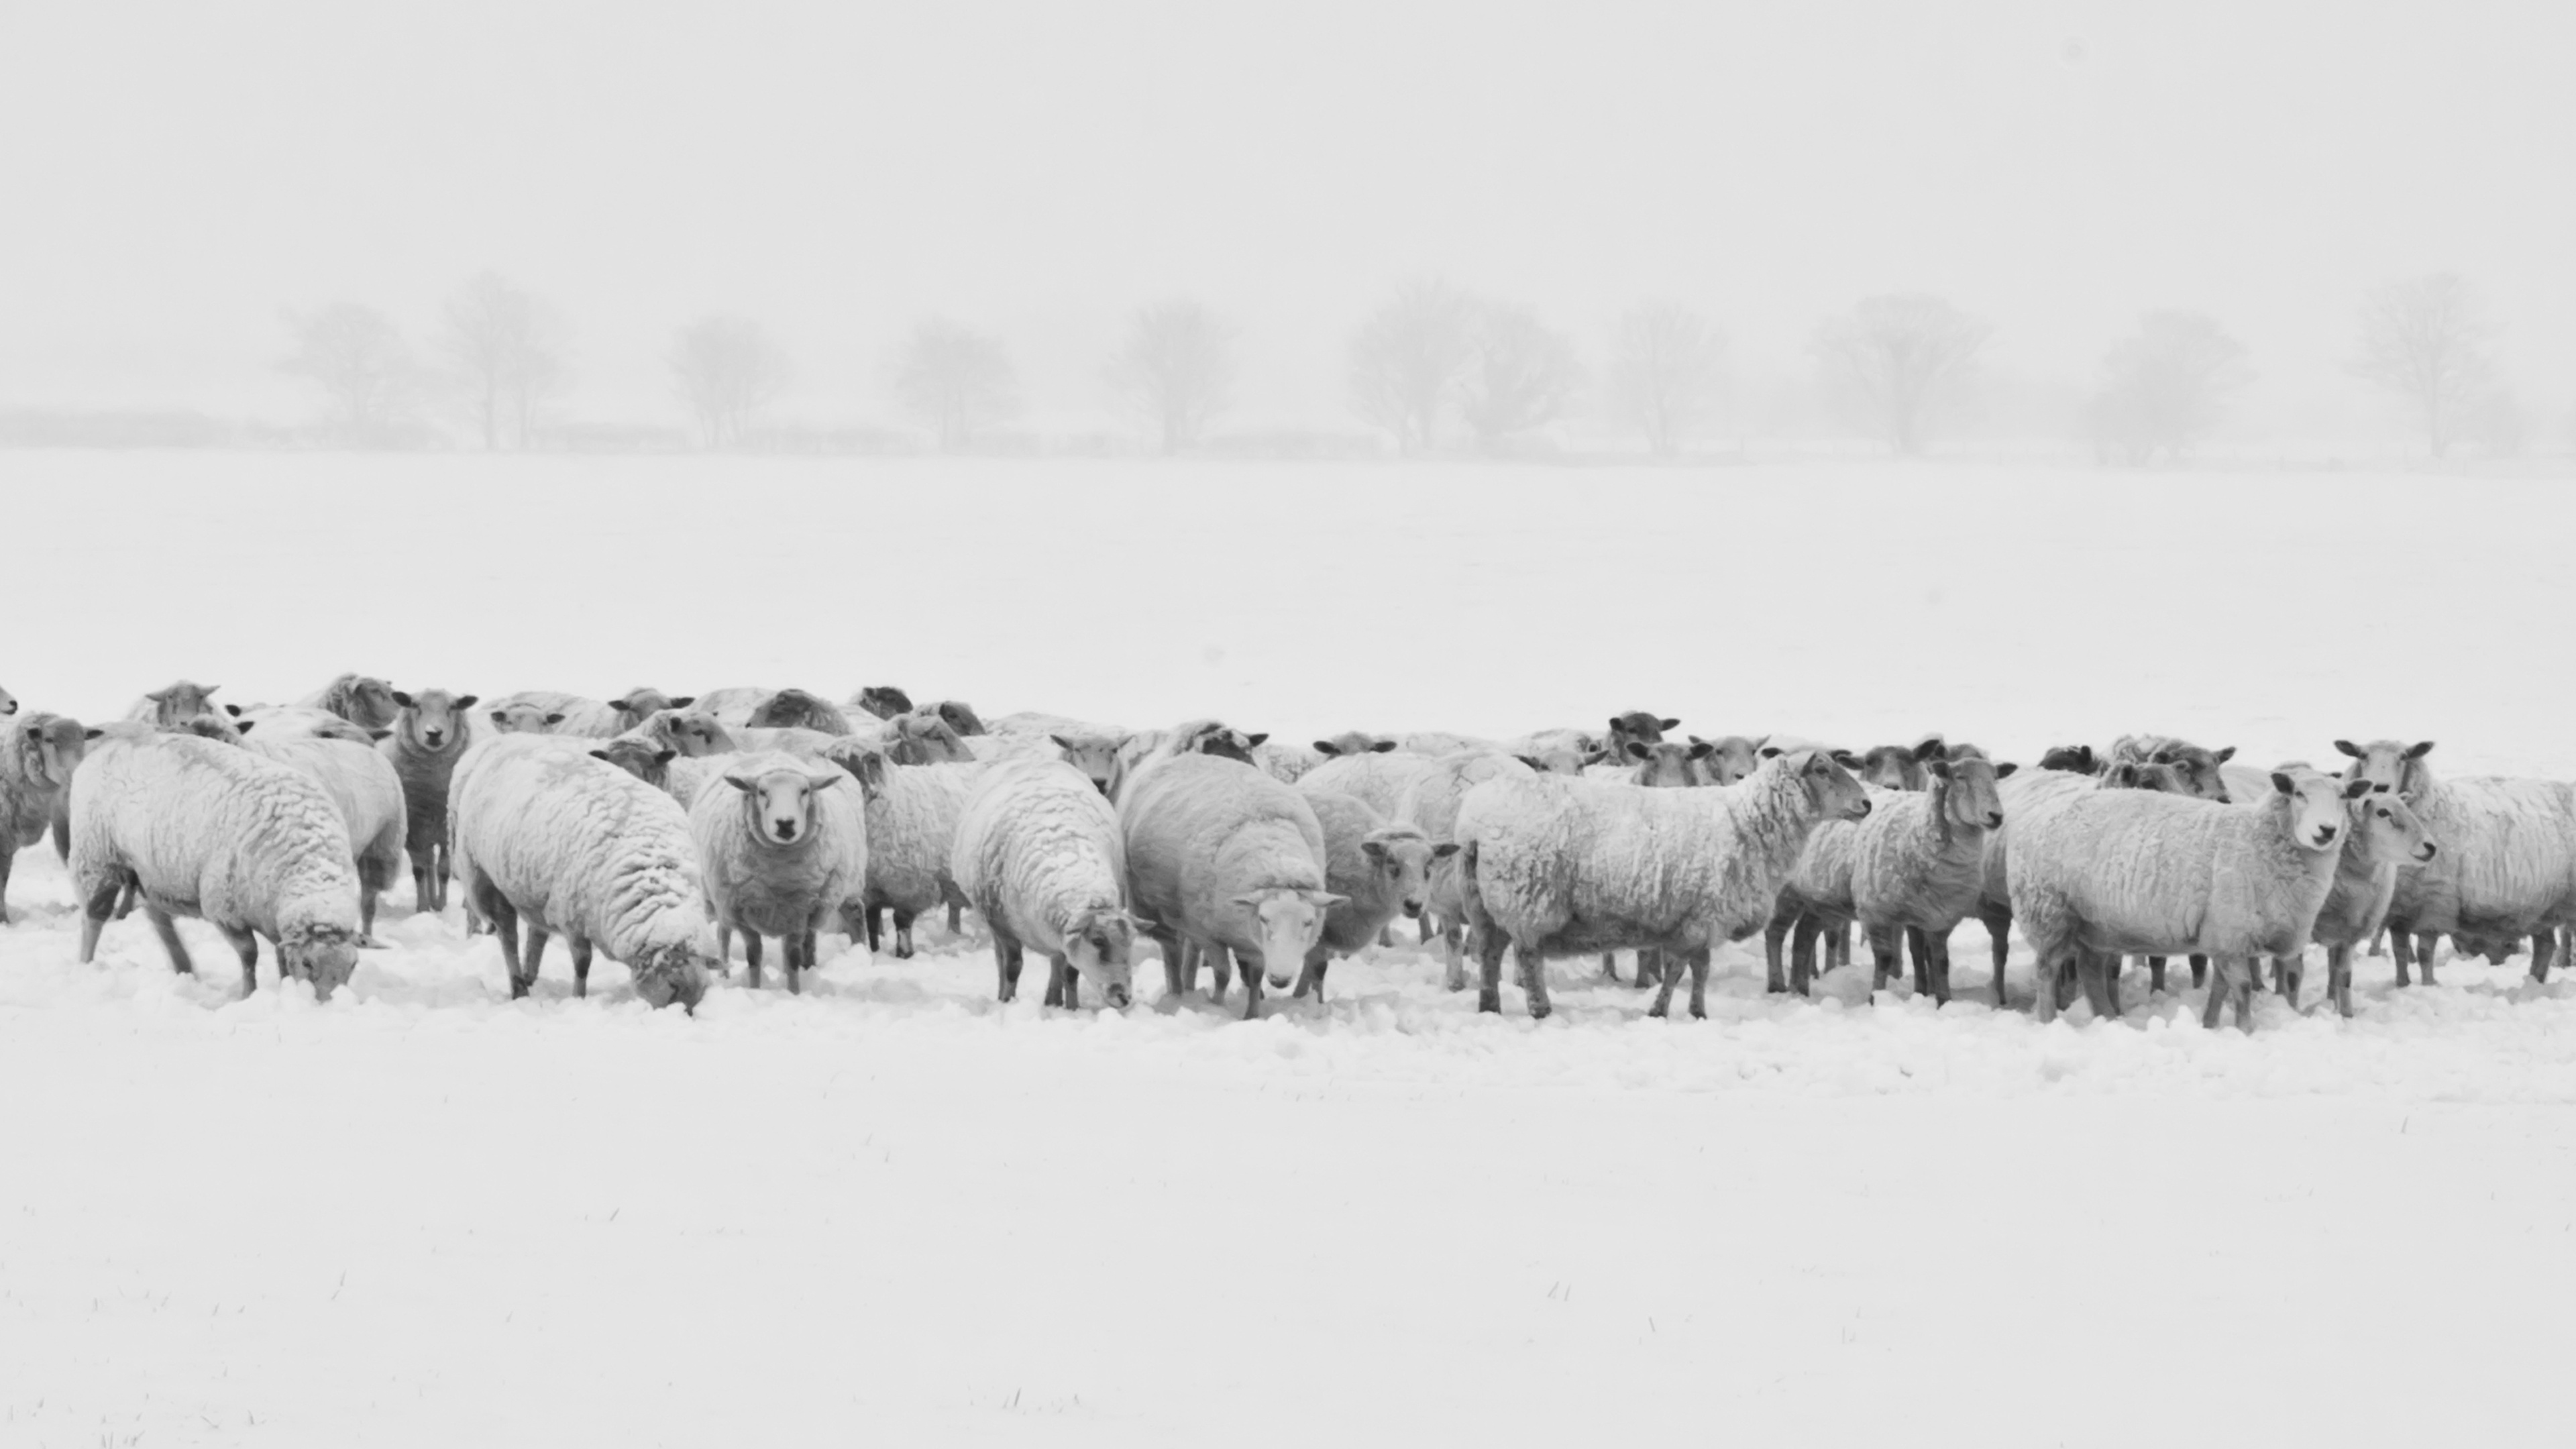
[5, 452, 2575, 1446]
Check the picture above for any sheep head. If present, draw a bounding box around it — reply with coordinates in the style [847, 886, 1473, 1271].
[1360, 828, 1454, 920]
[724, 763, 843, 845]
[281, 924, 360, 1002]
[1231, 886, 1344, 990]
[1061, 906, 1142, 1008]
[391, 689, 477, 752]
[2333, 738, 2435, 798]
[2351, 792, 2438, 867]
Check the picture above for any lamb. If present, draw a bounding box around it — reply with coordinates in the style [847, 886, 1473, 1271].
[1288, 790, 1452, 999]
[824, 744, 979, 957]
[298, 674, 402, 731]
[126, 680, 224, 729]
[447, 735, 714, 1008]
[2334, 739, 2576, 985]
[1456, 749, 1872, 1019]
[70, 725, 364, 998]
[1394, 750, 1542, 989]
[688, 750, 867, 992]
[2275, 792, 2440, 1016]
[235, 731, 408, 944]
[0, 713, 94, 923]
[2006, 767, 2366, 1030]
[949, 757, 1139, 1008]
[1120, 753, 1340, 1019]
[743, 688, 857, 735]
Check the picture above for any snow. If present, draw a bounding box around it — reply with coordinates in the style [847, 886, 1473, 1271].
[5, 452, 2575, 1446]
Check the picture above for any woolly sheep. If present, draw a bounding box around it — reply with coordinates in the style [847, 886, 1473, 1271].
[1288, 791, 1453, 1000]
[71, 725, 363, 998]
[127, 680, 224, 729]
[1839, 753, 2010, 1004]
[1589, 739, 1721, 987]
[949, 757, 1140, 1008]
[2334, 739, 2576, 985]
[621, 708, 734, 757]
[875, 710, 977, 765]
[743, 688, 857, 735]
[2007, 766, 2366, 1030]
[376, 688, 478, 912]
[2282, 792, 2440, 1016]
[1601, 711, 1679, 762]
[1395, 750, 1542, 989]
[1120, 753, 1340, 1018]
[926, 701, 985, 737]
[0, 713, 93, 922]
[448, 735, 714, 1008]
[1456, 750, 1871, 1020]
[1396, 731, 1494, 757]
[694, 686, 775, 725]
[237, 732, 407, 944]
[849, 686, 914, 721]
[1687, 735, 1763, 787]
[298, 674, 401, 731]
[689, 749, 866, 992]
[826, 744, 980, 957]
[1108, 719, 1266, 802]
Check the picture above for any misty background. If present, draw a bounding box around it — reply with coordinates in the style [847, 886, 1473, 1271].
[1, 0, 2568, 461]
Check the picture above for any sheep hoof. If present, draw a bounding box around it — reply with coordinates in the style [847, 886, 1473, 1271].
[1529, 1002, 1551, 1020]
[893, 943, 914, 961]
[1646, 1001, 1668, 1020]
[1477, 990, 1501, 1014]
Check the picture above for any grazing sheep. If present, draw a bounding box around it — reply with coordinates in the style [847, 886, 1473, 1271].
[689, 750, 867, 992]
[743, 688, 857, 735]
[1120, 753, 1339, 1018]
[0, 713, 94, 923]
[2334, 739, 2576, 985]
[71, 726, 363, 998]
[1395, 750, 1543, 989]
[949, 758, 1139, 1008]
[298, 674, 401, 731]
[2277, 792, 2440, 1016]
[126, 680, 224, 729]
[448, 735, 713, 1008]
[2007, 767, 2366, 1030]
[849, 686, 915, 721]
[1289, 791, 1453, 999]
[823, 744, 980, 957]
[237, 732, 408, 945]
[1456, 749, 1872, 1020]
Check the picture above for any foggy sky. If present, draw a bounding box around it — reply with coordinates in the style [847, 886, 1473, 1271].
[1, 1, 2568, 436]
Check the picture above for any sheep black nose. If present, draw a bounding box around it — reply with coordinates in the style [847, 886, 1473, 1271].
[425, 729, 444, 745]
[1403, 901, 1424, 917]
[1106, 984, 1132, 1008]
[2418, 843, 2438, 860]
[1985, 812, 2004, 828]
[773, 819, 798, 841]
[2313, 826, 2337, 846]
[1852, 800, 1872, 817]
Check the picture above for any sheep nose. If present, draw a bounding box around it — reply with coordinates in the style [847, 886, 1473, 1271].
[1403, 901, 1424, 917]
[1985, 812, 2004, 828]
[773, 818, 799, 841]
[1106, 984, 1132, 1008]
[1851, 800, 1872, 817]
[2313, 825, 2337, 846]
[424, 729, 443, 745]
[2418, 843, 2438, 860]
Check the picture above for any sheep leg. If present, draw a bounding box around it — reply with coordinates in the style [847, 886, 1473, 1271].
[2200, 955, 2235, 1030]
[1477, 923, 1513, 1014]
[1685, 947, 1711, 1020]
[784, 932, 805, 996]
[1599, 952, 1620, 985]
[2328, 943, 2355, 1018]
[1519, 939, 1552, 1020]
[2147, 956, 2166, 994]
[1152, 929, 1185, 999]
[1238, 951, 1263, 1020]
[0, 846, 14, 925]
[1908, 928, 1935, 995]
[1040, 949, 1063, 1007]
[1053, 957, 1080, 1008]
[1982, 907, 2011, 1006]
[2228, 955, 2255, 1030]
[2275, 955, 2299, 1006]
[218, 924, 259, 995]
[1293, 947, 1327, 1000]
[863, 905, 884, 953]
[2189, 955, 2207, 989]
[2095, 953, 2122, 1018]
[570, 937, 593, 998]
[995, 934, 1024, 1002]
[2531, 931, 2557, 983]
[358, 879, 381, 947]
[1439, 916, 1468, 991]
[743, 932, 763, 990]
[1926, 931, 1953, 1006]
[1788, 914, 1822, 996]
[1831, 922, 1853, 973]
[1762, 916, 1793, 994]
[1864, 925, 1896, 990]
[1207, 943, 1234, 1001]
[947, 901, 963, 934]
[894, 909, 918, 960]
[2390, 928, 2414, 985]
[113, 877, 138, 920]
[525, 926, 551, 994]
[144, 906, 195, 977]
[2415, 933, 2440, 985]
[2367, 927, 2387, 958]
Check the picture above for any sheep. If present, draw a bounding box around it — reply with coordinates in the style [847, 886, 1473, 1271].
[70, 725, 363, 998]
[1108, 719, 1266, 802]
[1120, 752, 1340, 1019]
[298, 674, 401, 731]
[873, 710, 977, 764]
[613, 707, 733, 757]
[1297, 749, 1442, 823]
[1774, 737, 1945, 978]
[848, 686, 915, 721]
[2006, 766, 2366, 1030]
[1026, 731, 1129, 796]
[949, 758, 1139, 1008]
[362, 688, 472, 916]
[743, 688, 857, 735]
[1252, 740, 1324, 784]
[822, 743, 980, 957]
[1602, 711, 1680, 761]
[1838, 753, 2012, 1004]
[2334, 739, 2576, 985]
[1585, 739, 1723, 986]
[2275, 792, 2440, 1017]
[1456, 749, 1872, 1020]
[1501, 726, 1609, 763]
[1687, 735, 1763, 787]
[694, 686, 776, 725]
[1287, 790, 1452, 1000]
[447, 735, 714, 1008]
[485, 700, 567, 734]
[484, 689, 689, 738]
[2106, 734, 2236, 800]
[1395, 750, 1544, 989]
[235, 706, 380, 742]
[1313, 732, 1399, 758]
[0, 713, 94, 923]
[588, 738, 679, 790]
[688, 750, 867, 992]
[235, 732, 407, 945]
[126, 680, 224, 729]
[930, 700, 987, 737]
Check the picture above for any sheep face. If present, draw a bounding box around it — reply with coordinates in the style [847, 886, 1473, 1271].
[1626, 739, 1709, 788]
[282, 926, 359, 1002]
[726, 765, 843, 845]
[2352, 792, 2438, 867]
[643, 710, 732, 757]
[390, 689, 476, 753]
[1185, 722, 1264, 765]
[1793, 750, 1872, 821]
[1688, 736, 1760, 786]
[853, 686, 914, 721]
[1934, 756, 2006, 831]
[2271, 769, 2362, 852]
[1841, 741, 1941, 791]
[339, 676, 401, 730]
[629, 945, 711, 1012]
[1049, 733, 1124, 795]
[1232, 887, 1344, 989]
[1362, 830, 1455, 919]
[610, 690, 684, 731]
[2145, 743, 2235, 800]
[2333, 738, 2434, 798]
[144, 681, 222, 728]
[2037, 744, 2098, 774]
[2104, 761, 2188, 794]
[488, 703, 566, 734]
[1062, 909, 1138, 1008]
[23, 716, 89, 788]
[888, 713, 974, 764]
[589, 740, 676, 786]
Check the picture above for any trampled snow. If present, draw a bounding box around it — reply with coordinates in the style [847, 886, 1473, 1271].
[3, 453, 2574, 1446]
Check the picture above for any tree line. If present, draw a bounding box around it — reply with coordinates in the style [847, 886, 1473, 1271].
[267, 270, 2538, 462]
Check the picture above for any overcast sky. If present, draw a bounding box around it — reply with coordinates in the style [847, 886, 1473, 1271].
[1, 0, 2567, 435]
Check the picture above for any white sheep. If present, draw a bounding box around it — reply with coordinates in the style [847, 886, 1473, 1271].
[825, 743, 981, 957]
[1288, 790, 1453, 1000]
[1455, 749, 1872, 1019]
[1686, 735, 1763, 787]
[448, 734, 714, 1008]
[2274, 791, 2440, 1016]
[949, 757, 1139, 1008]
[125, 680, 225, 729]
[1252, 739, 1324, 784]
[696, 686, 777, 727]
[1838, 753, 2011, 1004]
[2007, 766, 2366, 1030]
[1120, 753, 1340, 1018]
[2334, 738, 2576, 985]
[1395, 750, 1543, 989]
[1396, 730, 1495, 757]
[688, 749, 867, 992]
[70, 725, 364, 998]
[297, 674, 402, 731]
[1107, 719, 1265, 802]
[0, 712, 95, 923]
[376, 688, 479, 912]
[237, 732, 408, 945]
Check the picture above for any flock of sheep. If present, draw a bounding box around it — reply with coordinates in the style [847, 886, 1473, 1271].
[1, 675, 2562, 1032]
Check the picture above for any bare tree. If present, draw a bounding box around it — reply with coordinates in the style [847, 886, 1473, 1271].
[891, 319, 1020, 451]
[2091, 309, 2251, 464]
[438, 272, 569, 451]
[669, 315, 789, 449]
[1607, 302, 1725, 458]
[279, 302, 417, 444]
[1105, 300, 1237, 454]
[1456, 303, 1583, 451]
[1811, 294, 1990, 455]
[1348, 278, 1474, 455]
[2350, 273, 2496, 458]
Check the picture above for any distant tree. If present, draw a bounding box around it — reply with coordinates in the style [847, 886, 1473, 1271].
[278, 302, 417, 444]
[1811, 294, 1990, 455]
[891, 319, 1020, 451]
[438, 272, 568, 451]
[669, 315, 789, 449]
[1607, 302, 1725, 458]
[2091, 310, 2252, 464]
[2350, 272, 2496, 458]
[1104, 299, 1237, 455]
[1456, 303, 1583, 451]
[1348, 278, 1474, 455]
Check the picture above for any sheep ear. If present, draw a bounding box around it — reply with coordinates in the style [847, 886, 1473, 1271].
[1758, 746, 1782, 759]
[2111, 763, 2137, 786]
[2151, 750, 2175, 765]
[454, 694, 478, 708]
[1514, 755, 1549, 773]
[2270, 771, 2296, 796]
[2333, 739, 2363, 758]
[810, 771, 844, 790]
[543, 712, 566, 726]
[1051, 735, 1075, 751]
[145, 688, 170, 702]
[1915, 735, 1947, 761]
[1432, 841, 1461, 859]
[1831, 749, 1861, 768]
[1606, 716, 1623, 731]
[223, 703, 243, 717]
[589, 749, 612, 762]
[235, 720, 257, 735]
[1658, 717, 1680, 731]
[1309, 892, 1348, 908]
[1928, 759, 1952, 780]
[669, 696, 696, 709]
[368, 728, 391, 742]
[2343, 777, 2372, 799]
[654, 749, 676, 765]
[83, 727, 103, 740]
[1369, 740, 1396, 753]
[390, 691, 415, 708]
[723, 772, 757, 792]
[1996, 761, 2019, 777]
[2406, 741, 2434, 759]
[1245, 733, 1269, 747]
[1624, 741, 1650, 760]
[2213, 746, 2237, 763]
[1312, 740, 1339, 755]
[1360, 840, 1389, 861]
[1687, 741, 1714, 759]
[608, 697, 633, 712]
[1229, 894, 1261, 909]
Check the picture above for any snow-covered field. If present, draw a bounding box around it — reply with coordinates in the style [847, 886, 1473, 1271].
[5, 453, 2575, 1446]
